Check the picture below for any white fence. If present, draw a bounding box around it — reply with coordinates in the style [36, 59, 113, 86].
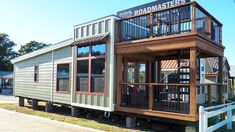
[199, 102, 235, 132]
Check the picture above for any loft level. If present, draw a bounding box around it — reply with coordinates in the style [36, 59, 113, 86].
[117, 2, 222, 47]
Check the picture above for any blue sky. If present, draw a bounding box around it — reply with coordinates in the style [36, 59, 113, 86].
[0, 0, 235, 65]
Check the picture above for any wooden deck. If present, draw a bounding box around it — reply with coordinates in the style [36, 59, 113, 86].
[114, 1, 224, 122]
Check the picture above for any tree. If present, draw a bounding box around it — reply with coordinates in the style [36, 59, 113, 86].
[19, 41, 49, 55]
[0, 33, 19, 71]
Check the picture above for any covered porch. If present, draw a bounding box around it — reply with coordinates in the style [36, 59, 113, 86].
[115, 43, 224, 122]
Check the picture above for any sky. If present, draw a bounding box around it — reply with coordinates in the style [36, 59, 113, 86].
[0, 0, 235, 65]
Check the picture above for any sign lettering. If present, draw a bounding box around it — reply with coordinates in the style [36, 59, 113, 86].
[117, 0, 190, 18]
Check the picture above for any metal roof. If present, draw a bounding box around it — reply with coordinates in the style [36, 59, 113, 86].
[0, 71, 13, 78]
[161, 59, 189, 69]
[11, 38, 73, 64]
[71, 33, 109, 46]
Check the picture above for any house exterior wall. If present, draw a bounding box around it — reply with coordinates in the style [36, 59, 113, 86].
[13, 16, 118, 112]
[205, 76, 218, 102]
[72, 16, 118, 111]
[52, 46, 73, 104]
[14, 46, 73, 104]
[14, 52, 53, 101]
[197, 59, 206, 104]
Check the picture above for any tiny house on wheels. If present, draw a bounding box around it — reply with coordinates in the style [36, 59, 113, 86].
[11, 0, 226, 130]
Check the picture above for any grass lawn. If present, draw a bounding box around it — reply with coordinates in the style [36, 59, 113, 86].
[0, 103, 142, 132]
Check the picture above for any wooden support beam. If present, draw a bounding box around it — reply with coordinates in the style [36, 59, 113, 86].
[218, 56, 224, 104]
[148, 61, 153, 110]
[117, 21, 122, 43]
[219, 26, 223, 46]
[157, 18, 161, 36]
[148, 84, 153, 110]
[189, 48, 197, 116]
[191, 3, 196, 32]
[116, 55, 123, 107]
[207, 17, 212, 38]
[207, 85, 212, 106]
[157, 61, 161, 83]
[149, 13, 154, 38]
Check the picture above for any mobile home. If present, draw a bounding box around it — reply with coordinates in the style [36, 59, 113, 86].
[11, 0, 225, 129]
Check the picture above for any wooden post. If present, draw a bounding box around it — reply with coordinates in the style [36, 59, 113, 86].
[148, 84, 153, 110]
[207, 17, 212, 38]
[149, 13, 154, 38]
[219, 26, 222, 46]
[207, 85, 212, 106]
[191, 3, 196, 32]
[117, 21, 122, 42]
[157, 19, 161, 36]
[148, 61, 153, 110]
[189, 48, 197, 116]
[157, 61, 161, 83]
[116, 55, 123, 107]
[218, 56, 224, 104]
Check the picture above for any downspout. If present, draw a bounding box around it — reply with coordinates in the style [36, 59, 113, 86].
[109, 17, 115, 111]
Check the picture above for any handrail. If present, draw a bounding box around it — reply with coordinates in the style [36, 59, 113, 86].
[204, 101, 235, 111]
[120, 2, 194, 21]
[160, 66, 181, 82]
[199, 102, 235, 132]
[119, 1, 222, 27]
[197, 83, 223, 86]
[120, 83, 190, 86]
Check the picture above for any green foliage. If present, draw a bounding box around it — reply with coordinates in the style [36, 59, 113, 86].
[0, 33, 19, 71]
[19, 41, 49, 55]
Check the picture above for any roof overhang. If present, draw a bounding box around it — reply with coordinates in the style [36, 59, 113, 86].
[71, 33, 109, 47]
[11, 38, 73, 64]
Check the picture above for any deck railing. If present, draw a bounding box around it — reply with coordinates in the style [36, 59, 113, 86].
[118, 2, 222, 46]
[120, 83, 190, 114]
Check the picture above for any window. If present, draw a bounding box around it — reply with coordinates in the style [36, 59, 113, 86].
[91, 44, 105, 56]
[57, 64, 70, 92]
[34, 66, 39, 82]
[77, 43, 106, 94]
[77, 60, 89, 92]
[77, 45, 89, 57]
[91, 58, 105, 92]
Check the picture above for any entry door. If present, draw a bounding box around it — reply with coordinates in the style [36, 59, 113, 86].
[127, 62, 146, 83]
[121, 61, 148, 108]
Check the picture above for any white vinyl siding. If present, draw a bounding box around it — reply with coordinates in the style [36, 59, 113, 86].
[14, 52, 52, 101]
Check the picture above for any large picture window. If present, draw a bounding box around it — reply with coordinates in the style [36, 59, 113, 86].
[77, 43, 106, 94]
[57, 64, 70, 92]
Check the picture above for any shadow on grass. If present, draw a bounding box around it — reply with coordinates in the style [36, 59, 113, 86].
[25, 103, 150, 132]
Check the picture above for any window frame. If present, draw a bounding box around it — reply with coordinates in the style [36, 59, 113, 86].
[34, 65, 39, 83]
[56, 63, 71, 94]
[76, 43, 106, 96]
